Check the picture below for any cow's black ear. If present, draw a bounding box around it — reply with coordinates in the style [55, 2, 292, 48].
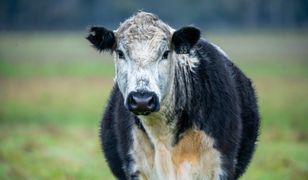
[86, 26, 116, 52]
[171, 26, 200, 54]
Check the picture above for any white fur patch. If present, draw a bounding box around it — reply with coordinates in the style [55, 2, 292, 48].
[174, 52, 199, 72]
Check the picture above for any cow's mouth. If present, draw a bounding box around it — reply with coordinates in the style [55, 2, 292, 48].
[132, 111, 151, 116]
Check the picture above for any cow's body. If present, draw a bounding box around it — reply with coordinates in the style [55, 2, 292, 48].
[87, 11, 259, 180]
[100, 39, 259, 180]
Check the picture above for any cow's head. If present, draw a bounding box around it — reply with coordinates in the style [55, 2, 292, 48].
[87, 11, 200, 115]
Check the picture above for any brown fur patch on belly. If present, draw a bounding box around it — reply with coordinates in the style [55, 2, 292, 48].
[172, 129, 204, 166]
[172, 129, 222, 179]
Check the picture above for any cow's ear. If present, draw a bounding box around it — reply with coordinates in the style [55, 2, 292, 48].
[86, 26, 116, 52]
[171, 26, 200, 54]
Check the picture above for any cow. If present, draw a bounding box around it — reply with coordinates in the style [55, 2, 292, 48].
[87, 11, 260, 180]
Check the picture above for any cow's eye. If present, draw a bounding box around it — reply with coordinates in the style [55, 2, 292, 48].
[116, 50, 125, 59]
[162, 50, 170, 59]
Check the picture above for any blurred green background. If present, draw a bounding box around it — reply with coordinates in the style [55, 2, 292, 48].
[1, 1, 308, 180]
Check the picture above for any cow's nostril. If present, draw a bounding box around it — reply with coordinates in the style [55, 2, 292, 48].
[130, 95, 137, 106]
[147, 96, 155, 109]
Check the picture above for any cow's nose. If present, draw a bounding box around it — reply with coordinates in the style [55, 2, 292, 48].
[126, 91, 159, 115]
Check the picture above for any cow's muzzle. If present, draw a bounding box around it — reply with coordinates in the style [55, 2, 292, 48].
[126, 91, 160, 115]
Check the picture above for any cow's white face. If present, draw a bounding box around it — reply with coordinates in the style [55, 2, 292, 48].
[87, 11, 200, 115]
[114, 30, 173, 114]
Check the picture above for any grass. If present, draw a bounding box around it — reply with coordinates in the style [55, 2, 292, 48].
[0, 31, 308, 179]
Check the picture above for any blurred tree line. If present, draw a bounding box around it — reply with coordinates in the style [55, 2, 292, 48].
[0, 0, 307, 31]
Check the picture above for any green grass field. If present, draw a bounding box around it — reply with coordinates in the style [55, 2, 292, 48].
[0, 31, 307, 180]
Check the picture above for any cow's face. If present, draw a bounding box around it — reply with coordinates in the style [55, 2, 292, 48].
[87, 12, 200, 115]
[114, 27, 173, 115]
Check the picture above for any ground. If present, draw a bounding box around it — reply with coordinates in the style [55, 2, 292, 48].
[0, 31, 307, 180]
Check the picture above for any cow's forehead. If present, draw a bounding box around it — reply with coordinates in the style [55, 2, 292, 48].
[127, 38, 168, 64]
[119, 25, 168, 45]
[115, 11, 173, 45]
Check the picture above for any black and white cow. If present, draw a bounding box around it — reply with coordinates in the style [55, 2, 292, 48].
[87, 11, 259, 180]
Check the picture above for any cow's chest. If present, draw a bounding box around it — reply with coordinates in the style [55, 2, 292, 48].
[131, 127, 224, 180]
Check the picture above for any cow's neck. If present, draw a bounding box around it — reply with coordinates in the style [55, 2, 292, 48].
[139, 110, 176, 150]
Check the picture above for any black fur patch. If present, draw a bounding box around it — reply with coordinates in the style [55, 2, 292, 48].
[86, 26, 116, 52]
[171, 26, 201, 54]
